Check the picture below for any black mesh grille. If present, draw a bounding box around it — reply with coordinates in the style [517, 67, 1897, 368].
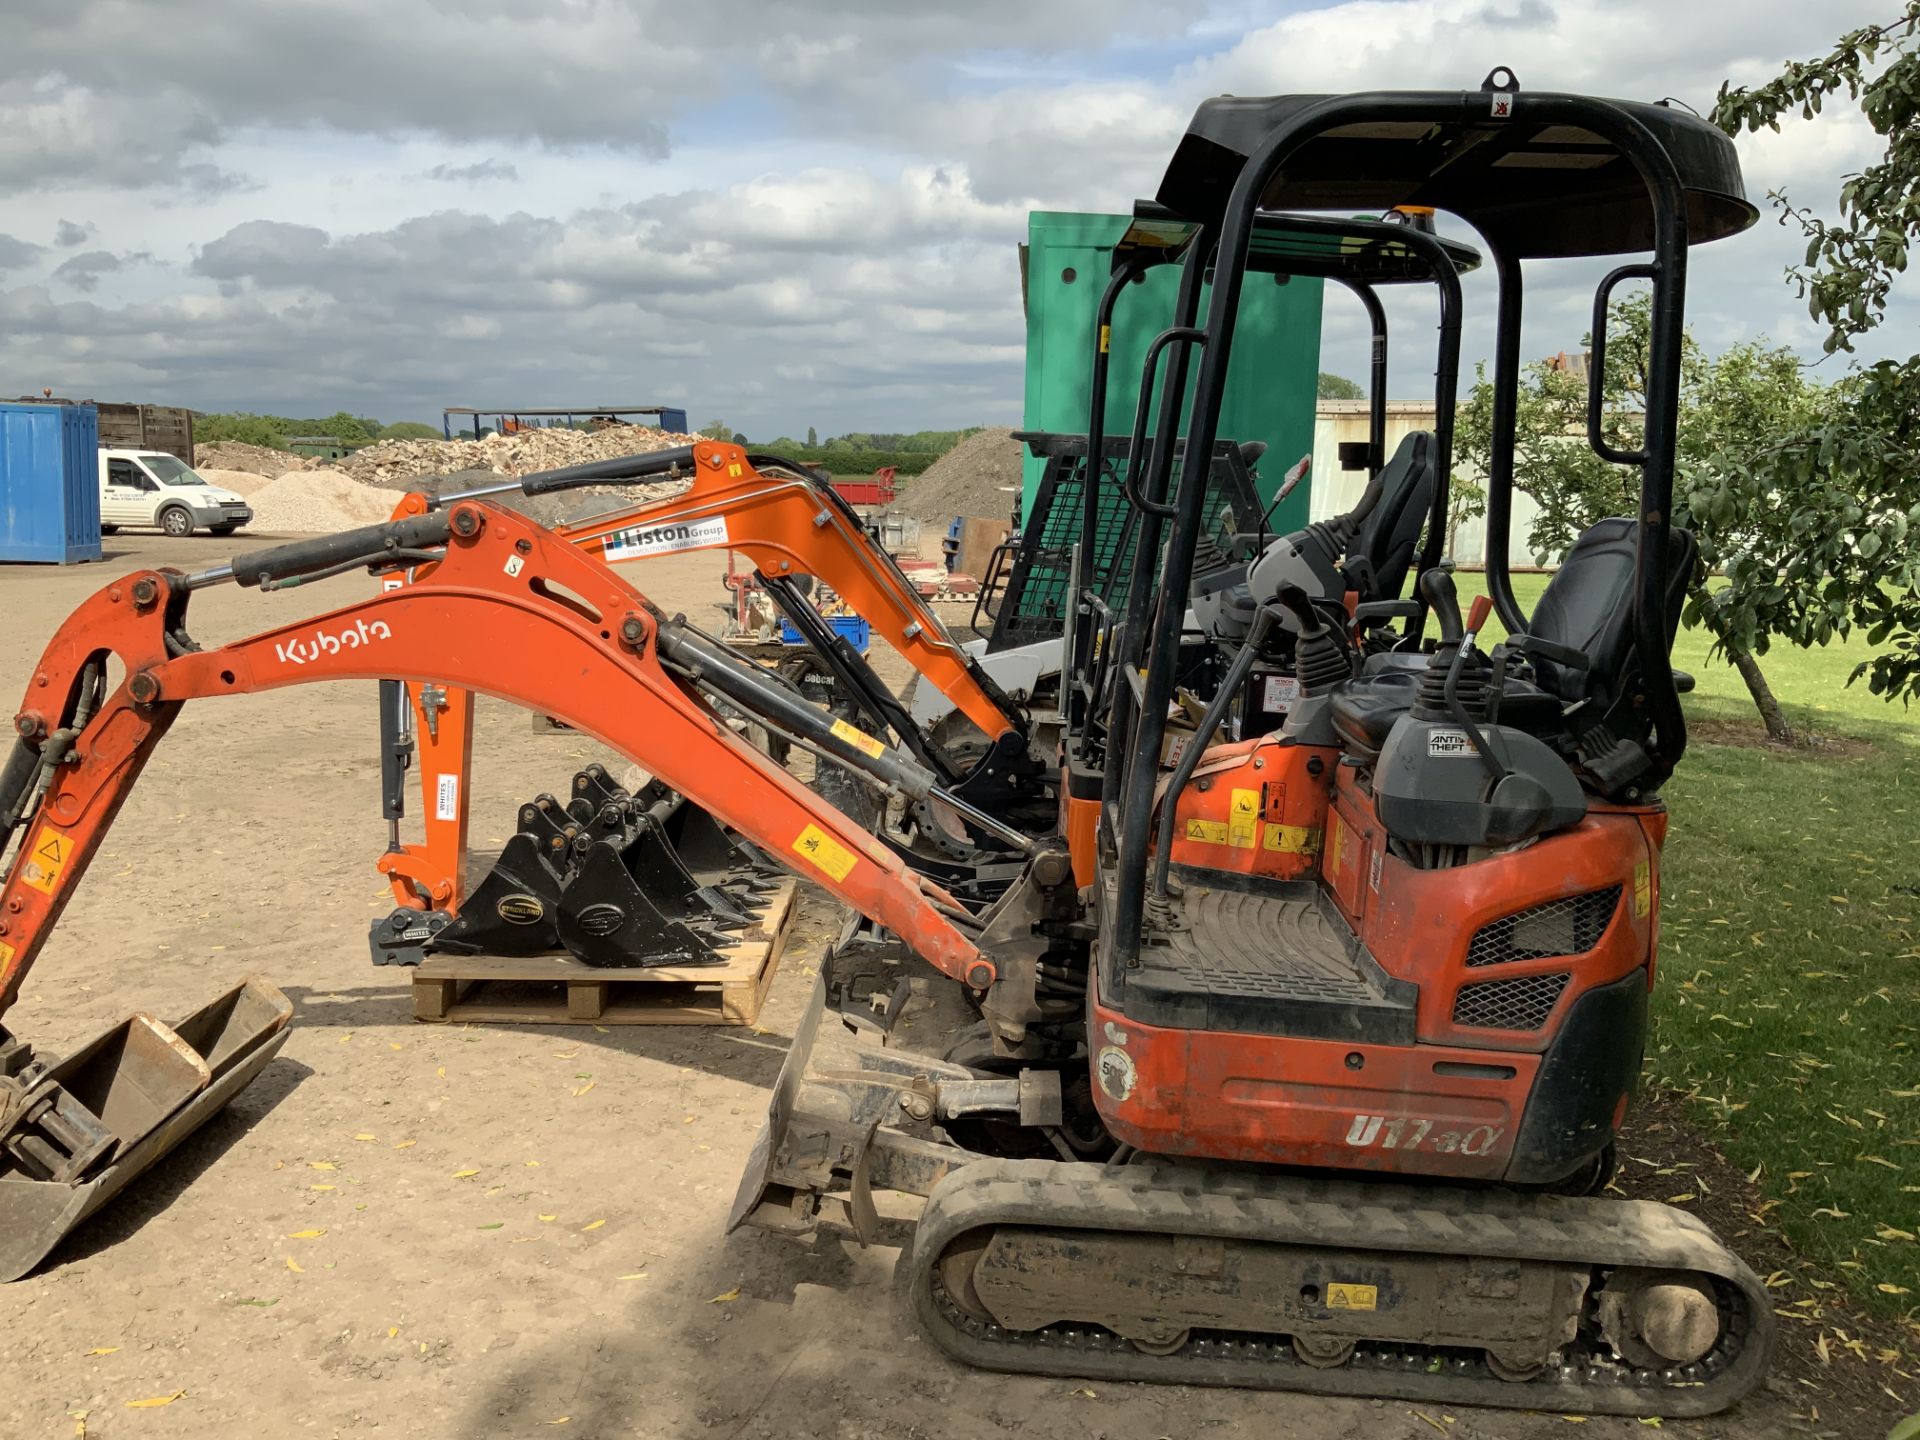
[1465, 886, 1621, 968]
[1452, 972, 1571, 1031]
[986, 438, 1261, 653]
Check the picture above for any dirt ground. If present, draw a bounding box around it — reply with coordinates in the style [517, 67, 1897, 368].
[0, 533, 1827, 1439]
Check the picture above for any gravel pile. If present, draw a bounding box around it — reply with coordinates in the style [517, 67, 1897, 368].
[897, 428, 1024, 522]
[196, 467, 276, 497]
[248, 469, 403, 532]
[339, 424, 701, 486]
[195, 441, 310, 475]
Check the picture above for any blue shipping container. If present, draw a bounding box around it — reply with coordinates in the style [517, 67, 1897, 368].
[0, 403, 102, 564]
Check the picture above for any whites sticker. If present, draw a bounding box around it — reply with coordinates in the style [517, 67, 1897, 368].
[435, 774, 459, 822]
[1427, 728, 1477, 758]
[603, 515, 729, 562]
[1262, 674, 1301, 712]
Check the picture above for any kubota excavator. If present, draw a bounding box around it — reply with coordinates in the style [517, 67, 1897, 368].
[363, 443, 1048, 962]
[0, 72, 1775, 1419]
[362, 203, 1478, 964]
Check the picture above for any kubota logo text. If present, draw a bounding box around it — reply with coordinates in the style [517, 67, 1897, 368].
[274, 618, 394, 666]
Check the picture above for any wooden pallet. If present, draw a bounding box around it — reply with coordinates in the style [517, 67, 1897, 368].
[410, 877, 797, 1027]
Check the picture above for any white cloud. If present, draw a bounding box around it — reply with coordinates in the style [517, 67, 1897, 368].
[0, 0, 1907, 435]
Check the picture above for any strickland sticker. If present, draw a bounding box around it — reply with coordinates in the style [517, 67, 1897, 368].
[603, 515, 729, 562]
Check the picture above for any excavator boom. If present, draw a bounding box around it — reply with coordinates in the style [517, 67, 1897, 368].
[0, 499, 989, 1016]
[375, 441, 1026, 912]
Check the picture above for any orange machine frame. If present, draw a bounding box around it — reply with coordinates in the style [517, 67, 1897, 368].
[377, 441, 1017, 910]
[0, 499, 992, 1017]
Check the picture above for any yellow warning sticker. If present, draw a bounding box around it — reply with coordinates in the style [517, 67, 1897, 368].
[1227, 788, 1259, 849]
[829, 718, 886, 759]
[792, 824, 859, 882]
[21, 825, 73, 895]
[0, 939, 13, 970]
[1184, 818, 1229, 845]
[1262, 823, 1322, 856]
[1633, 858, 1651, 918]
[1098, 323, 1112, 355]
[1327, 1282, 1377, 1312]
[727, 462, 743, 478]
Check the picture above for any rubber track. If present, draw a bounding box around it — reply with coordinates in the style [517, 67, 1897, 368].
[908, 1158, 1773, 1417]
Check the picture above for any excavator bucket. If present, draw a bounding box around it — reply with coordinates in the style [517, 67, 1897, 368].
[405, 764, 786, 969]
[0, 976, 293, 1281]
[554, 773, 785, 968]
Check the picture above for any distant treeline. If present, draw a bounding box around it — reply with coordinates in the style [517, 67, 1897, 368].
[195, 411, 441, 448]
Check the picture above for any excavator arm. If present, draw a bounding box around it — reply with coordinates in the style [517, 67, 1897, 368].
[0, 498, 991, 1018]
[375, 440, 1028, 911]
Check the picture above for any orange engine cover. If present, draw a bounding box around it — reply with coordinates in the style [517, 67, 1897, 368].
[1164, 734, 1337, 882]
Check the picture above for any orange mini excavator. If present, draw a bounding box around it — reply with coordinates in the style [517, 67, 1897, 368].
[2, 73, 1775, 1419]
[361, 443, 1047, 966]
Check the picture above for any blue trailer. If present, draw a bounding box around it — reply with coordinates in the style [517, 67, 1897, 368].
[0, 402, 102, 564]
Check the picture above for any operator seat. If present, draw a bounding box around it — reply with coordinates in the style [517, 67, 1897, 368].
[1193, 430, 1437, 640]
[1341, 430, 1435, 606]
[1331, 518, 1699, 798]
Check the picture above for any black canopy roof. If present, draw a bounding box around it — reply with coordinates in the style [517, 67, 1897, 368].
[1155, 87, 1755, 259]
[1112, 203, 1481, 282]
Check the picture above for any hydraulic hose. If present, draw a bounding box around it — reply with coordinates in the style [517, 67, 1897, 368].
[0, 738, 38, 864]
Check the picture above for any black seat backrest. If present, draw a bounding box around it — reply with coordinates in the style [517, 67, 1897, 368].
[1527, 517, 1698, 712]
[1345, 430, 1434, 602]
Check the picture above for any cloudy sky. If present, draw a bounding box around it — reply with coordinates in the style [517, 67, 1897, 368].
[0, 0, 1899, 439]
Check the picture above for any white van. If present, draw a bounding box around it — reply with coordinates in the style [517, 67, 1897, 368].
[99, 449, 253, 537]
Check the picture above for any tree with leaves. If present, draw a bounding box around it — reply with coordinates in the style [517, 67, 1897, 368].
[1712, 9, 1920, 704]
[1318, 371, 1364, 400]
[1454, 294, 1830, 741]
[806, 425, 818, 448]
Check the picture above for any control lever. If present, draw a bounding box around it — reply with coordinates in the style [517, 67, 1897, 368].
[1443, 593, 1507, 786]
[1260, 453, 1312, 527]
[1419, 568, 1464, 645]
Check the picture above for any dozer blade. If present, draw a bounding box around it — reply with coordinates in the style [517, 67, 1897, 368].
[0, 977, 293, 1282]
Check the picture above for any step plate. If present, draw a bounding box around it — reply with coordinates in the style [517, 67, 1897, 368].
[1109, 874, 1415, 1043]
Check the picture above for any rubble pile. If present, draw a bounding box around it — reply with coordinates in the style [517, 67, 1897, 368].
[896, 429, 1024, 522]
[194, 441, 311, 475]
[339, 425, 703, 487]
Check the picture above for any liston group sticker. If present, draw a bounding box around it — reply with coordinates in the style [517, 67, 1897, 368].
[21, 826, 73, 894]
[791, 824, 858, 882]
[603, 515, 729, 563]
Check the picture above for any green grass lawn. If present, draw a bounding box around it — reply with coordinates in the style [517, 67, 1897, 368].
[1461, 572, 1920, 1320]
